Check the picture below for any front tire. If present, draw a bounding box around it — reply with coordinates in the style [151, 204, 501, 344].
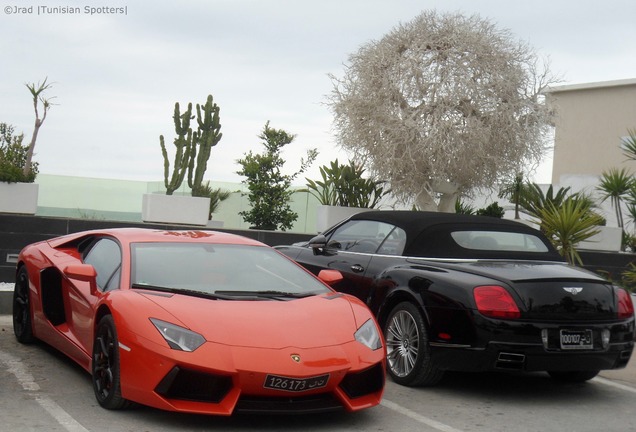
[548, 370, 599, 383]
[92, 315, 130, 410]
[384, 301, 444, 386]
[13, 266, 35, 344]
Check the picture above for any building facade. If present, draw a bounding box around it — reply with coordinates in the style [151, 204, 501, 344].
[546, 78, 636, 185]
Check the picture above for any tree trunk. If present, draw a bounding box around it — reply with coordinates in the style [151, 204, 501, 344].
[23, 119, 41, 177]
[415, 191, 438, 211]
[437, 192, 458, 213]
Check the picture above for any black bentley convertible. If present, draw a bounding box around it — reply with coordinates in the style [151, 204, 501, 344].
[276, 211, 635, 386]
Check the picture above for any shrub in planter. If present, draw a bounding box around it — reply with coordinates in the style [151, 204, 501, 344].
[0, 123, 38, 183]
[236, 122, 317, 231]
[305, 159, 388, 208]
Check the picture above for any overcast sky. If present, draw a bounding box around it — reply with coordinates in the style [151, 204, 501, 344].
[2, 0, 635, 187]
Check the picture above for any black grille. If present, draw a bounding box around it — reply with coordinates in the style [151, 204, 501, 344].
[155, 366, 232, 403]
[235, 394, 343, 414]
[339, 363, 384, 399]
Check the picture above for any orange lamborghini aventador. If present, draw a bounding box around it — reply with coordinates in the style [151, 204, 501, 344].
[13, 228, 385, 415]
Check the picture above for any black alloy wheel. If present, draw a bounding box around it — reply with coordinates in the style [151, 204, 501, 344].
[92, 315, 130, 410]
[13, 266, 35, 344]
[384, 301, 444, 386]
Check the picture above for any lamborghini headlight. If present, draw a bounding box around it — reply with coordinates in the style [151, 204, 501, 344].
[150, 318, 206, 352]
[355, 319, 382, 350]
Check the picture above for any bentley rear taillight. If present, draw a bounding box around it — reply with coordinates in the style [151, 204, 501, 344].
[474, 285, 521, 319]
[617, 288, 634, 319]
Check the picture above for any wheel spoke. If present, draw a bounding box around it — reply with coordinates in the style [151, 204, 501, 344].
[387, 323, 402, 341]
[386, 339, 402, 349]
[98, 335, 111, 360]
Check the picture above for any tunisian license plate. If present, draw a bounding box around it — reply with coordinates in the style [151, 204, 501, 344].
[560, 329, 593, 350]
[264, 374, 329, 392]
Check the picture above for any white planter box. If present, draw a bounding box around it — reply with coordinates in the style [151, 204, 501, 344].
[578, 226, 623, 252]
[0, 182, 39, 214]
[316, 205, 372, 233]
[206, 219, 224, 228]
[142, 194, 210, 226]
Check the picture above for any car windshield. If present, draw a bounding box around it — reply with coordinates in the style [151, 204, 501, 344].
[450, 230, 549, 253]
[131, 243, 330, 297]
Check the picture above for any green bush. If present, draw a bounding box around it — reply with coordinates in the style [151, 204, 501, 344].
[237, 122, 316, 231]
[0, 123, 38, 183]
[475, 202, 505, 218]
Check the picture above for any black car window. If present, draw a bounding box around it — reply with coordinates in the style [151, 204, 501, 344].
[377, 226, 407, 255]
[83, 238, 122, 291]
[328, 220, 397, 254]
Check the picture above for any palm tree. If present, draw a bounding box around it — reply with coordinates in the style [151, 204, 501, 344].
[596, 167, 634, 228]
[536, 198, 604, 266]
[454, 198, 475, 215]
[498, 173, 524, 219]
[621, 129, 636, 161]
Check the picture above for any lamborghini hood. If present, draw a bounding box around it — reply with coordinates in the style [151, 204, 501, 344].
[138, 292, 358, 349]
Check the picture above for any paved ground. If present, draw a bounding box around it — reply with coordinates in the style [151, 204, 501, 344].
[598, 343, 636, 386]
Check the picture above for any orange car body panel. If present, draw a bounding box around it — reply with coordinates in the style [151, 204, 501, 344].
[18, 229, 385, 415]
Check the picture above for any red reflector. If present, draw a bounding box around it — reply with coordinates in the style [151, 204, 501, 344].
[474, 285, 520, 319]
[438, 333, 451, 340]
[617, 288, 634, 319]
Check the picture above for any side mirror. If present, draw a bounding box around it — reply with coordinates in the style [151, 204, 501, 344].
[64, 264, 98, 295]
[308, 234, 327, 255]
[318, 269, 343, 286]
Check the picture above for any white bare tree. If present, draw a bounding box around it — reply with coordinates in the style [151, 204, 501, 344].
[328, 11, 558, 211]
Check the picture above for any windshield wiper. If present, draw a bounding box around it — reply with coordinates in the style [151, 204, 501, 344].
[131, 283, 235, 300]
[213, 290, 317, 300]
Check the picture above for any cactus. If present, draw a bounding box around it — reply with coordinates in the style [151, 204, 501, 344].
[188, 95, 222, 192]
[160, 102, 194, 195]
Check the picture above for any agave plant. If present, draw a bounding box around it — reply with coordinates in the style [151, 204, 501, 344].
[305, 159, 389, 208]
[191, 181, 231, 220]
[535, 198, 604, 266]
[596, 167, 634, 228]
[517, 183, 572, 219]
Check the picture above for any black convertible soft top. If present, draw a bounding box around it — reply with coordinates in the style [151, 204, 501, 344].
[348, 210, 564, 261]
